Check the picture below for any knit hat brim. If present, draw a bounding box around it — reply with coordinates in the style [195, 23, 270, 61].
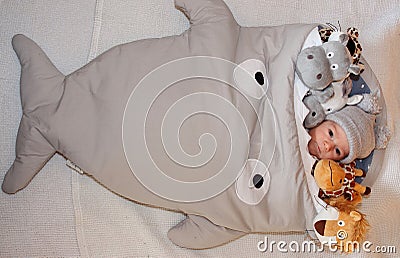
[325, 106, 375, 163]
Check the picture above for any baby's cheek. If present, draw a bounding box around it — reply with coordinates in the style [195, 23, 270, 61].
[307, 141, 318, 157]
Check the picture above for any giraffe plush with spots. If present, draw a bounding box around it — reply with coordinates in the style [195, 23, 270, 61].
[311, 159, 371, 204]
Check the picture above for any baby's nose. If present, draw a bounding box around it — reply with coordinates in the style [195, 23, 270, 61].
[323, 140, 334, 151]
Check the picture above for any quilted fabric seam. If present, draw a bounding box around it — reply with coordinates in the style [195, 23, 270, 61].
[72, 0, 104, 257]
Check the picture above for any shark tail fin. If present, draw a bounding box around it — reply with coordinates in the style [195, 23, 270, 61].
[2, 34, 65, 194]
[2, 117, 56, 194]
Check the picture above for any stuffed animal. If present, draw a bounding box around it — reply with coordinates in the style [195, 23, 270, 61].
[346, 27, 364, 69]
[298, 27, 366, 128]
[302, 78, 363, 129]
[319, 27, 363, 63]
[320, 78, 363, 115]
[296, 31, 361, 91]
[311, 159, 371, 204]
[313, 199, 369, 253]
[302, 89, 331, 129]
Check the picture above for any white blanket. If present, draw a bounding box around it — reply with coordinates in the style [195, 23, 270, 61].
[1, 0, 399, 257]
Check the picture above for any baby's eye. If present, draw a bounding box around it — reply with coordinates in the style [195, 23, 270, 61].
[329, 129, 334, 137]
[335, 148, 341, 156]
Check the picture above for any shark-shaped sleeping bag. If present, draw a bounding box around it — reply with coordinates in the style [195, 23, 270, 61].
[2, 0, 388, 249]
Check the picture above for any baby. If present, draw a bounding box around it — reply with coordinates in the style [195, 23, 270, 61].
[307, 105, 376, 164]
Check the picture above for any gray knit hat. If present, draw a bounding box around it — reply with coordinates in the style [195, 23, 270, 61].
[325, 106, 376, 164]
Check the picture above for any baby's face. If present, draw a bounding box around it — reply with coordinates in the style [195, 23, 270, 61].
[307, 120, 349, 161]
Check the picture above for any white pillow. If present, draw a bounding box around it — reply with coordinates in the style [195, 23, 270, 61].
[294, 26, 324, 212]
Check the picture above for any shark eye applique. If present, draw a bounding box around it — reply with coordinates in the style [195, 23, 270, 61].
[235, 159, 271, 205]
[234, 59, 268, 99]
[234, 59, 275, 205]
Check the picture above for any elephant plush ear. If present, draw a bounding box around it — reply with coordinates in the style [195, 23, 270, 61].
[328, 31, 349, 45]
[302, 94, 326, 129]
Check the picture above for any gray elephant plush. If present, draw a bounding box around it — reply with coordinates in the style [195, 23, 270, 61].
[302, 86, 332, 129]
[296, 30, 363, 128]
[296, 31, 361, 90]
[302, 78, 363, 128]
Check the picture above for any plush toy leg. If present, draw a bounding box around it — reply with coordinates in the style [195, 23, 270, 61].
[168, 214, 247, 249]
[354, 167, 366, 177]
[353, 183, 371, 196]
